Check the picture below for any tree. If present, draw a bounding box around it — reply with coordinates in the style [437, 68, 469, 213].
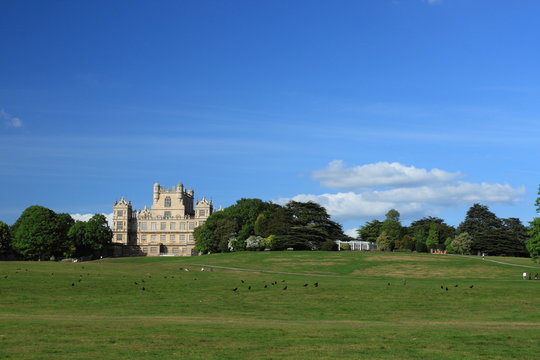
[254, 205, 291, 238]
[451, 232, 473, 254]
[376, 232, 393, 251]
[527, 218, 540, 262]
[68, 214, 112, 257]
[527, 186, 540, 261]
[395, 234, 415, 251]
[0, 221, 12, 255]
[357, 220, 382, 242]
[379, 209, 403, 251]
[425, 223, 439, 250]
[11, 206, 72, 260]
[444, 237, 454, 253]
[409, 217, 455, 251]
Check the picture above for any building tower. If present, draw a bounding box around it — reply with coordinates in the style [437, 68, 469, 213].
[112, 197, 133, 245]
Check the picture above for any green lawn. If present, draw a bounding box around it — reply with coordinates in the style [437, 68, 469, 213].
[1, 251, 540, 359]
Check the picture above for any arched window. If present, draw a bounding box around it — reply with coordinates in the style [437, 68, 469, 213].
[164, 196, 171, 207]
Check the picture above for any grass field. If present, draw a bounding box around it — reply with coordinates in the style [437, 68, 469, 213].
[1, 251, 540, 359]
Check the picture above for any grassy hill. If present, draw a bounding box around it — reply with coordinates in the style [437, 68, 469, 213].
[1, 251, 540, 359]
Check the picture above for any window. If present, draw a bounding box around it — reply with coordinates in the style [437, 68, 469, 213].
[150, 235, 157, 242]
[188, 234, 194, 241]
[180, 222, 186, 230]
[150, 247, 158, 253]
[151, 222, 157, 230]
[142, 247, 147, 253]
[117, 234, 123, 241]
[141, 235, 147, 243]
[199, 210, 205, 217]
[164, 211, 171, 218]
[170, 235, 175, 242]
[160, 235, 166, 242]
[140, 222, 147, 230]
[170, 222, 176, 230]
[182, 247, 186, 253]
[189, 222, 195, 230]
[179, 235, 185, 241]
[199, 221, 205, 226]
[117, 210, 124, 217]
[160, 222, 166, 230]
[173, 247, 179, 254]
[164, 196, 171, 207]
[116, 222, 123, 230]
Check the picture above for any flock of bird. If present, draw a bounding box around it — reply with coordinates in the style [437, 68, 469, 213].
[232, 279, 319, 293]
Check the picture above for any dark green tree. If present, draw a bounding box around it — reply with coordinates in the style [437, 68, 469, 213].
[357, 220, 382, 242]
[11, 206, 72, 260]
[0, 221, 12, 255]
[457, 204, 503, 253]
[527, 186, 540, 261]
[68, 214, 112, 257]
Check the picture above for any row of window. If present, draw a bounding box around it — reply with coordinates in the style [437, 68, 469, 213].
[138, 221, 204, 231]
[114, 221, 206, 231]
[139, 234, 194, 243]
[141, 247, 190, 254]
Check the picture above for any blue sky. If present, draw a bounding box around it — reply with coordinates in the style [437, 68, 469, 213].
[1, 0, 539, 234]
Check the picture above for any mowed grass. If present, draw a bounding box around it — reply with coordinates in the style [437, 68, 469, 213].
[1, 252, 540, 359]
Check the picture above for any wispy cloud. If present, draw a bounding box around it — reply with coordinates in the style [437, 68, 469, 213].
[277, 161, 525, 222]
[1, 109, 23, 128]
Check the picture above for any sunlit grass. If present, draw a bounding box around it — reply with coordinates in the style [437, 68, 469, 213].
[1, 251, 540, 359]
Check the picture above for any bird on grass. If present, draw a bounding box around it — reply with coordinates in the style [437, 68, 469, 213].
[283, 286, 288, 290]
[248, 286, 251, 290]
[445, 287, 449, 291]
[142, 287, 145, 291]
[241, 280, 245, 283]
[303, 284, 308, 287]
[134, 282, 138, 285]
[454, 285, 459, 287]
[232, 288, 238, 292]
[469, 285, 474, 289]
[264, 285, 268, 288]
[314, 282, 319, 287]
[71, 283, 75, 287]
[440, 285, 444, 289]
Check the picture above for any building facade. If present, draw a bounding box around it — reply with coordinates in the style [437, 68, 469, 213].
[112, 182, 213, 256]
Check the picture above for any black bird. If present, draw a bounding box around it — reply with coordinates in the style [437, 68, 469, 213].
[281, 280, 285, 282]
[142, 287, 145, 291]
[387, 282, 390, 286]
[314, 282, 319, 287]
[264, 285, 268, 288]
[469, 285, 474, 289]
[232, 288, 238, 292]
[71, 283, 75, 286]
[241, 280, 245, 283]
[445, 287, 448, 291]
[303, 284, 308, 287]
[134, 282, 138, 285]
[142, 279, 145, 283]
[248, 286, 251, 290]
[454, 285, 459, 287]
[78, 279, 81, 282]
[283, 286, 287, 290]
[441, 285, 444, 289]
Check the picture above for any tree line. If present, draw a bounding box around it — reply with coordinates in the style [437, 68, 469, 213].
[359, 204, 530, 257]
[0, 205, 112, 260]
[194, 199, 348, 253]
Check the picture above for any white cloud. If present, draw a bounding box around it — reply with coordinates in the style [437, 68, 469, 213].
[1, 109, 24, 128]
[344, 228, 359, 238]
[312, 160, 460, 190]
[71, 213, 113, 227]
[278, 161, 525, 222]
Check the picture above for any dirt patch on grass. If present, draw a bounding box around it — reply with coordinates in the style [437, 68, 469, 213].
[363, 254, 449, 262]
[353, 264, 509, 279]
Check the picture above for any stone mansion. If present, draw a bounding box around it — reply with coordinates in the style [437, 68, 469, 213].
[112, 182, 214, 256]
